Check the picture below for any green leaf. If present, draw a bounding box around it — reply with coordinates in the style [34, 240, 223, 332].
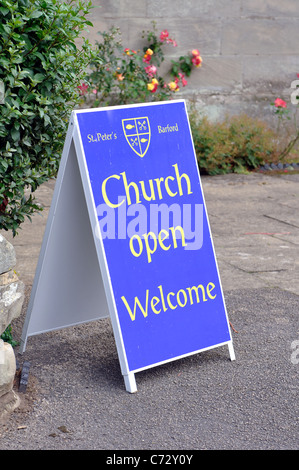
[11, 128, 20, 141]
[29, 10, 43, 19]
[0, 7, 9, 15]
[33, 73, 45, 83]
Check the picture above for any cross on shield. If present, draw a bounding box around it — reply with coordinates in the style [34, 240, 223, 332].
[122, 116, 151, 158]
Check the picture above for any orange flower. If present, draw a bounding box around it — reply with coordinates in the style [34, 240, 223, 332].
[124, 48, 137, 56]
[116, 73, 124, 81]
[168, 80, 179, 92]
[143, 48, 153, 63]
[147, 78, 158, 93]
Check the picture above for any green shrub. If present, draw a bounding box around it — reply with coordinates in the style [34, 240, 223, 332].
[0, 0, 94, 235]
[189, 110, 277, 175]
[0, 323, 18, 347]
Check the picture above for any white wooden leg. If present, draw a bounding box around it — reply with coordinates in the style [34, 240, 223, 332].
[19, 338, 27, 355]
[228, 341, 236, 361]
[124, 373, 137, 393]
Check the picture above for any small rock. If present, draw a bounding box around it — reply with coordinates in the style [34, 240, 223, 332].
[19, 361, 30, 393]
[0, 279, 25, 336]
[0, 270, 19, 287]
[0, 340, 17, 397]
[58, 425, 71, 434]
[0, 339, 20, 422]
[0, 389, 20, 422]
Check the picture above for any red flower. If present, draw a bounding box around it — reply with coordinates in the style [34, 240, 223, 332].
[191, 49, 202, 68]
[78, 83, 88, 95]
[192, 55, 202, 67]
[145, 65, 157, 77]
[179, 72, 188, 87]
[124, 48, 137, 56]
[160, 30, 169, 41]
[274, 98, 287, 108]
[160, 30, 177, 46]
[143, 48, 153, 63]
[147, 78, 158, 93]
[143, 54, 151, 63]
[0, 196, 8, 213]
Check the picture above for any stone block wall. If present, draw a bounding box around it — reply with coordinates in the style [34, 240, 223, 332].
[0, 235, 24, 421]
[84, 0, 299, 124]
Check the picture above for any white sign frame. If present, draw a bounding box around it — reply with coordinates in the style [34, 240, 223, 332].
[20, 102, 235, 393]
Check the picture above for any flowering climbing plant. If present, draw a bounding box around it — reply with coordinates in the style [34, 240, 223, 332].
[270, 74, 299, 160]
[81, 22, 202, 107]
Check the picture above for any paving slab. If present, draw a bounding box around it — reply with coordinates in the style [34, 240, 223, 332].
[0, 172, 298, 451]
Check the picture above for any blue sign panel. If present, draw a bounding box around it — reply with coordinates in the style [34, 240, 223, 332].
[75, 101, 231, 373]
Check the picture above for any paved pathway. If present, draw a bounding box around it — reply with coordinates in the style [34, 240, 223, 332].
[0, 172, 298, 450]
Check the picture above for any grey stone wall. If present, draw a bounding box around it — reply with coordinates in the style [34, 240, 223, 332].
[84, 0, 299, 125]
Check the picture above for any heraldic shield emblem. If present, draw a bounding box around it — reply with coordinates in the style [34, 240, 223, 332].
[122, 117, 151, 158]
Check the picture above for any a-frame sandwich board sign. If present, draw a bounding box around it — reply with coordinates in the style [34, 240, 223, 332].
[20, 100, 235, 393]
